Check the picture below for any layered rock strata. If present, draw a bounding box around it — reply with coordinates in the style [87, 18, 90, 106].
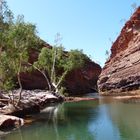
[98, 7, 140, 95]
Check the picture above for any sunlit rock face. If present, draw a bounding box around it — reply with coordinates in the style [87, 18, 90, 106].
[98, 7, 140, 95]
[20, 43, 101, 95]
[64, 61, 101, 95]
[20, 43, 52, 90]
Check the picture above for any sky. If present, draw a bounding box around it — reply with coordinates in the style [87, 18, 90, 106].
[7, 0, 140, 67]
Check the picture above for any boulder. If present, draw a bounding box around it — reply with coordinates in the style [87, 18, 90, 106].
[0, 115, 24, 130]
[98, 7, 140, 95]
[0, 90, 63, 117]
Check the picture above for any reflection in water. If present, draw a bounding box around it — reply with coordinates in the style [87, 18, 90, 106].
[107, 101, 140, 140]
[1, 98, 140, 140]
[1, 101, 99, 140]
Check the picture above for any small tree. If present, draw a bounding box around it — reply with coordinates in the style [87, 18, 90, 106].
[0, 0, 13, 30]
[131, 2, 137, 11]
[0, 0, 14, 92]
[0, 16, 41, 105]
[105, 50, 110, 61]
[33, 45, 89, 95]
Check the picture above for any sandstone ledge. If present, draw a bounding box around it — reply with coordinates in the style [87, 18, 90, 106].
[99, 89, 140, 96]
[0, 90, 63, 117]
[64, 97, 97, 102]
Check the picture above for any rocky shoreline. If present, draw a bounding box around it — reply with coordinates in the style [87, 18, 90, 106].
[0, 89, 97, 130]
[99, 89, 140, 96]
[0, 90, 63, 130]
[0, 90, 63, 116]
[0, 115, 24, 130]
[0, 89, 140, 131]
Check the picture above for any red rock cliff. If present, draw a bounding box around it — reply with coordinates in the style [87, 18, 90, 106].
[20, 43, 101, 95]
[98, 7, 140, 95]
[64, 61, 101, 95]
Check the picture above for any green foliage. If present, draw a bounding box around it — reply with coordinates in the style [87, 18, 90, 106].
[59, 86, 67, 96]
[34, 47, 53, 75]
[0, 0, 13, 30]
[34, 45, 89, 92]
[0, 51, 15, 90]
[0, 0, 90, 96]
[67, 49, 89, 71]
[0, 15, 41, 91]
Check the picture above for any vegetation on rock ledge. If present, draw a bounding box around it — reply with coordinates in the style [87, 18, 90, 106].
[0, 0, 90, 107]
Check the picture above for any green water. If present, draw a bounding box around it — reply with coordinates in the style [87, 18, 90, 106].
[1, 97, 140, 140]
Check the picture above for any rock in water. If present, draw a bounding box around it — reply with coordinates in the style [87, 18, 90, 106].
[98, 7, 140, 95]
[0, 115, 24, 130]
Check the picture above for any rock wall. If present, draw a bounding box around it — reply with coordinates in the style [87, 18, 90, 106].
[98, 7, 140, 95]
[64, 61, 101, 95]
[20, 43, 101, 95]
[20, 43, 51, 90]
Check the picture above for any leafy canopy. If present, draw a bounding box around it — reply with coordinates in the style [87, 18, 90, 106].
[0, 0, 90, 95]
[0, 15, 42, 90]
[34, 45, 90, 92]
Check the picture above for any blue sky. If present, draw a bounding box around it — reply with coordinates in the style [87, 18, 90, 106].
[7, 0, 140, 67]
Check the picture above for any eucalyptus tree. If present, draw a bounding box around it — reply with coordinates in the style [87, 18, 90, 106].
[0, 0, 14, 92]
[0, 0, 13, 30]
[33, 45, 89, 95]
[0, 16, 41, 105]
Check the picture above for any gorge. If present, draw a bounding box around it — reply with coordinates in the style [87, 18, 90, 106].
[98, 7, 140, 95]
[1, 1, 140, 140]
